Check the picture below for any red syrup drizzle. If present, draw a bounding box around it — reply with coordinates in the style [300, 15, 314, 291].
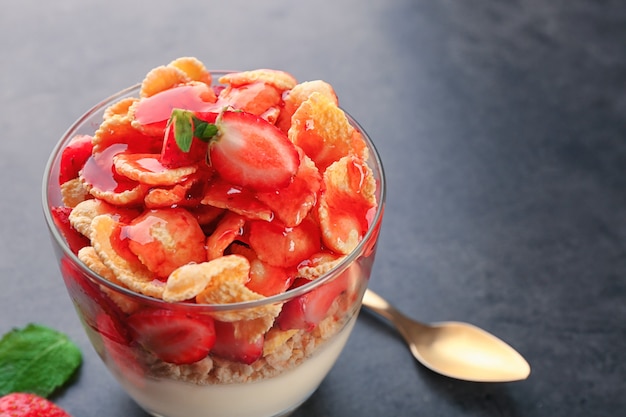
[326, 158, 374, 235]
[82, 144, 138, 193]
[125, 154, 169, 174]
[111, 222, 143, 263]
[133, 84, 220, 129]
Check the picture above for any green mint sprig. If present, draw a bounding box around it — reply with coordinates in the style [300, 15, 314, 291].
[0, 324, 82, 397]
[168, 108, 218, 152]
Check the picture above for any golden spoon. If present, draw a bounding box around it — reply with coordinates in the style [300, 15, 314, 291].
[361, 289, 531, 382]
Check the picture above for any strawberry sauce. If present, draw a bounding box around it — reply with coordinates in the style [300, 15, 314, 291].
[134, 85, 219, 127]
[81, 144, 137, 193]
[127, 154, 169, 174]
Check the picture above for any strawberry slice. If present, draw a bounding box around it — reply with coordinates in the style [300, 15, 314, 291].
[59, 134, 93, 184]
[211, 321, 264, 364]
[127, 309, 216, 365]
[50, 206, 90, 254]
[59, 256, 125, 334]
[277, 272, 350, 331]
[96, 313, 144, 383]
[0, 393, 72, 417]
[209, 111, 299, 191]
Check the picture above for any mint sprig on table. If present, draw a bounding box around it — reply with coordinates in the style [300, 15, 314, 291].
[169, 108, 218, 152]
[0, 324, 82, 397]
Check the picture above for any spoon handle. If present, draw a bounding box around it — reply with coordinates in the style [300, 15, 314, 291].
[362, 288, 397, 320]
[362, 289, 429, 337]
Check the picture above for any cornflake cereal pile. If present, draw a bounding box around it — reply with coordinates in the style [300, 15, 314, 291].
[51, 57, 378, 383]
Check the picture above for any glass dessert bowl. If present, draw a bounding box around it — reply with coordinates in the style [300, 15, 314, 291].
[42, 59, 385, 417]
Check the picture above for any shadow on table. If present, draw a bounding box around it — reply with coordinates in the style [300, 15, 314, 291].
[417, 366, 526, 417]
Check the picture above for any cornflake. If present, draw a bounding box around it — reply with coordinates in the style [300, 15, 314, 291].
[318, 155, 376, 254]
[218, 69, 297, 91]
[60, 178, 90, 208]
[113, 153, 197, 186]
[103, 97, 138, 120]
[143, 176, 201, 209]
[288, 92, 356, 172]
[276, 80, 337, 133]
[78, 246, 140, 314]
[140, 65, 191, 98]
[164, 262, 217, 303]
[168, 56, 212, 85]
[69, 199, 139, 238]
[195, 255, 282, 323]
[90, 214, 165, 299]
[92, 114, 136, 153]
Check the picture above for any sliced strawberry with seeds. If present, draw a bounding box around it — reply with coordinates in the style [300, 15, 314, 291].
[0, 393, 72, 417]
[50, 206, 90, 254]
[60, 256, 124, 332]
[59, 134, 93, 184]
[211, 321, 264, 365]
[209, 111, 299, 191]
[127, 309, 216, 365]
[277, 271, 350, 331]
[97, 313, 144, 383]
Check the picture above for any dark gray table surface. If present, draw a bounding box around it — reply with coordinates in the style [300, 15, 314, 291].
[2, 1, 625, 416]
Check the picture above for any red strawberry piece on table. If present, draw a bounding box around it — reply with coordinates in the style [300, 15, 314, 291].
[0, 393, 72, 417]
[127, 308, 216, 365]
[209, 111, 299, 191]
[211, 321, 264, 365]
[59, 134, 93, 184]
[277, 272, 351, 332]
[50, 206, 90, 254]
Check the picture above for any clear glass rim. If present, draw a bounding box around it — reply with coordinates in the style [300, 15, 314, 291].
[42, 74, 386, 312]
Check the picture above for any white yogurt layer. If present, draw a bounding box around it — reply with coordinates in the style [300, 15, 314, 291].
[113, 316, 357, 417]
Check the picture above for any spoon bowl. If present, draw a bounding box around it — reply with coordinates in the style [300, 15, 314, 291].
[361, 289, 531, 382]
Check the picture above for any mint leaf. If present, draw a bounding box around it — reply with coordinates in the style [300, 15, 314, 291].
[192, 117, 218, 142]
[171, 108, 194, 152]
[0, 324, 82, 397]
